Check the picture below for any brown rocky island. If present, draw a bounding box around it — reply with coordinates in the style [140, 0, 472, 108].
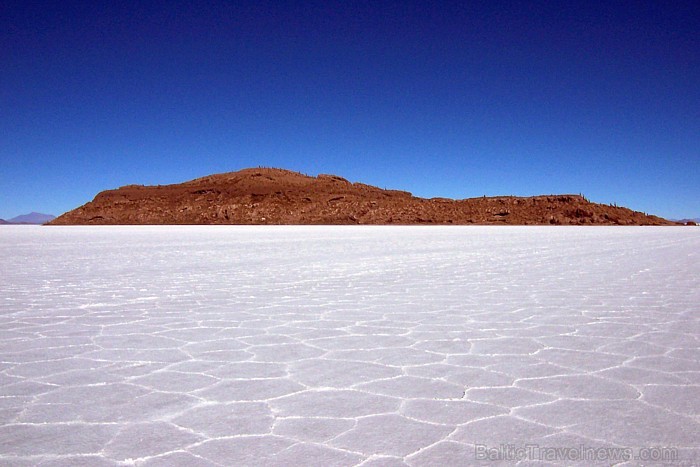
[49, 168, 674, 225]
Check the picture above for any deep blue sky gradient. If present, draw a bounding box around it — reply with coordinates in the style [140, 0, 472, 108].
[2, 1, 698, 219]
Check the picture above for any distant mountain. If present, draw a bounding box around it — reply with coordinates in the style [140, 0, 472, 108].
[50, 168, 677, 226]
[675, 218, 699, 225]
[0, 219, 10, 225]
[8, 212, 56, 224]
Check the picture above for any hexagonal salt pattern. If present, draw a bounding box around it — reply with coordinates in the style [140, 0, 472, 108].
[1, 225, 698, 466]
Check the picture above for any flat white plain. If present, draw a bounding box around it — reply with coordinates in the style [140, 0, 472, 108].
[1, 226, 698, 466]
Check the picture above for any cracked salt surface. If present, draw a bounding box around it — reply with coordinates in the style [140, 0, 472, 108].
[0, 225, 698, 466]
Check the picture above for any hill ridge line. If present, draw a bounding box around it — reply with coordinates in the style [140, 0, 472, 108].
[49, 168, 677, 226]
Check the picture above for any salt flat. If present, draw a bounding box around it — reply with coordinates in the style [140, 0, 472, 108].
[1, 226, 698, 466]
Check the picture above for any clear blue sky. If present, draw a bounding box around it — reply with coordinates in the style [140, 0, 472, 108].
[2, 1, 698, 220]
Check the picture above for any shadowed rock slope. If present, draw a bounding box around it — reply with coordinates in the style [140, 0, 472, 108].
[50, 168, 675, 225]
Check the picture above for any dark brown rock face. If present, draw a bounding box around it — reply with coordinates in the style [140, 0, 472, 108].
[49, 168, 676, 225]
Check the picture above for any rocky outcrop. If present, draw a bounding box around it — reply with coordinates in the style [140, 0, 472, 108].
[49, 168, 676, 225]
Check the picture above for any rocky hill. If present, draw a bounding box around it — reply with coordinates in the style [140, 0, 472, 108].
[49, 168, 676, 225]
